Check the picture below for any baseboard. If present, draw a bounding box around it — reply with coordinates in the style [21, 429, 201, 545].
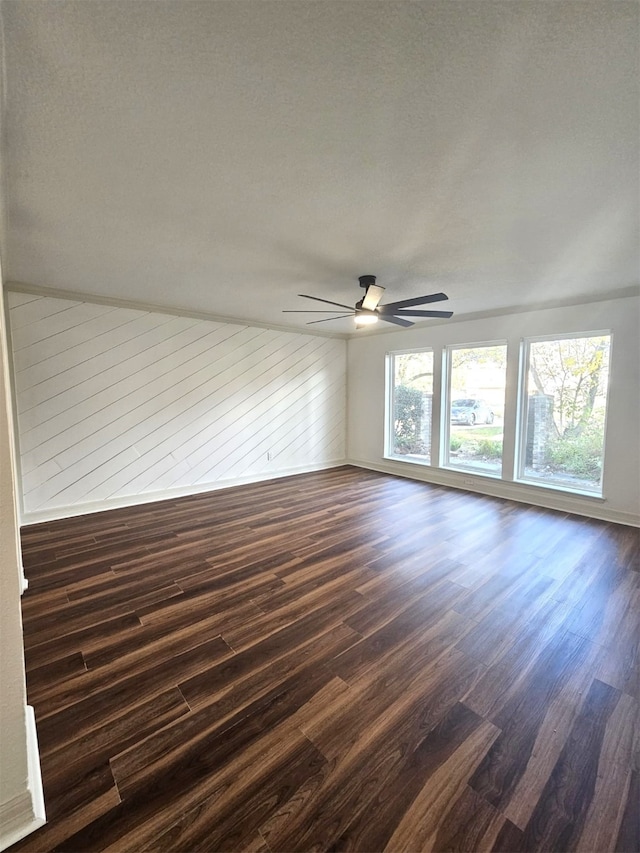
[347, 457, 640, 528]
[0, 707, 46, 852]
[20, 460, 347, 526]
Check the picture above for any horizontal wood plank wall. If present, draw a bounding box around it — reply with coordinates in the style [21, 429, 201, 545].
[11, 467, 640, 853]
[7, 292, 346, 519]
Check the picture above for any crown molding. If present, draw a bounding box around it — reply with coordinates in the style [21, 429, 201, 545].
[4, 281, 350, 340]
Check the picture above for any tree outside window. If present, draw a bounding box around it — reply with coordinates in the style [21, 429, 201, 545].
[520, 334, 611, 493]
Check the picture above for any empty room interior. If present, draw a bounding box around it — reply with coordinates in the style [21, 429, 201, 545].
[1, 2, 639, 852]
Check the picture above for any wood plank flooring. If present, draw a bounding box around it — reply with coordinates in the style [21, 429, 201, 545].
[10, 466, 640, 853]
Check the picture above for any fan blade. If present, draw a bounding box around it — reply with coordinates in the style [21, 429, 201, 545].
[361, 284, 385, 311]
[298, 294, 354, 310]
[283, 310, 353, 313]
[379, 314, 414, 328]
[306, 314, 353, 325]
[379, 292, 449, 312]
[393, 310, 454, 318]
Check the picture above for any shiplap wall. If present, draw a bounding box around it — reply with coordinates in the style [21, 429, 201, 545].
[7, 292, 346, 520]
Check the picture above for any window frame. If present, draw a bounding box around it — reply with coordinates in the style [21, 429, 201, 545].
[515, 330, 613, 497]
[383, 329, 613, 500]
[384, 347, 435, 465]
[441, 339, 508, 477]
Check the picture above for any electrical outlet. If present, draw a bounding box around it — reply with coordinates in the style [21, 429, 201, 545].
[463, 477, 474, 486]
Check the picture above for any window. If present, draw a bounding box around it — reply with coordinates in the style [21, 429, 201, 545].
[386, 349, 434, 463]
[384, 330, 612, 499]
[443, 343, 507, 475]
[518, 333, 611, 494]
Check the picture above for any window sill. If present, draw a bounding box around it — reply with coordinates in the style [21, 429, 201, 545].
[443, 462, 502, 480]
[514, 478, 605, 501]
[385, 453, 431, 466]
[383, 455, 606, 501]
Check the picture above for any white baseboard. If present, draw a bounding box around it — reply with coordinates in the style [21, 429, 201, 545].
[20, 460, 347, 526]
[0, 707, 46, 852]
[347, 457, 640, 528]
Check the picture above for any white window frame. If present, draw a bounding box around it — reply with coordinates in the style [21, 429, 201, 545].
[384, 347, 434, 465]
[441, 340, 508, 477]
[515, 330, 612, 497]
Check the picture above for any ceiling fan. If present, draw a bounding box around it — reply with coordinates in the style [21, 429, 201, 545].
[283, 275, 453, 328]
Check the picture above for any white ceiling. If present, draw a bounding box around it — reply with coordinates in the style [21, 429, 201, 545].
[1, 1, 638, 335]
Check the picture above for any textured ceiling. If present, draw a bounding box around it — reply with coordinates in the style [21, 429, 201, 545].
[1, 1, 638, 335]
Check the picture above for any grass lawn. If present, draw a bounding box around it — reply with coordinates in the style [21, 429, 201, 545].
[450, 425, 503, 440]
[450, 424, 504, 462]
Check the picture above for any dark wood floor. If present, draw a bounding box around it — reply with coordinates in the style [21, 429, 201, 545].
[10, 466, 639, 852]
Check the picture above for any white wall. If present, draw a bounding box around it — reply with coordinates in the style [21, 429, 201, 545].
[7, 292, 346, 522]
[347, 294, 640, 526]
[0, 285, 45, 851]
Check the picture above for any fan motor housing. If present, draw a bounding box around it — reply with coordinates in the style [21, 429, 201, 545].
[358, 275, 377, 290]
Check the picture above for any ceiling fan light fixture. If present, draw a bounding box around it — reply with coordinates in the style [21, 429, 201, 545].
[354, 309, 379, 326]
[285, 275, 452, 328]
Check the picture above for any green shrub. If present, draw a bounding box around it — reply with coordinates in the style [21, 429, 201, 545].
[475, 438, 502, 459]
[450, 435, 462, 452]
[394, 385, 424, 451]
[395, 436, 427, 455]
[546, 432, 602, 480]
